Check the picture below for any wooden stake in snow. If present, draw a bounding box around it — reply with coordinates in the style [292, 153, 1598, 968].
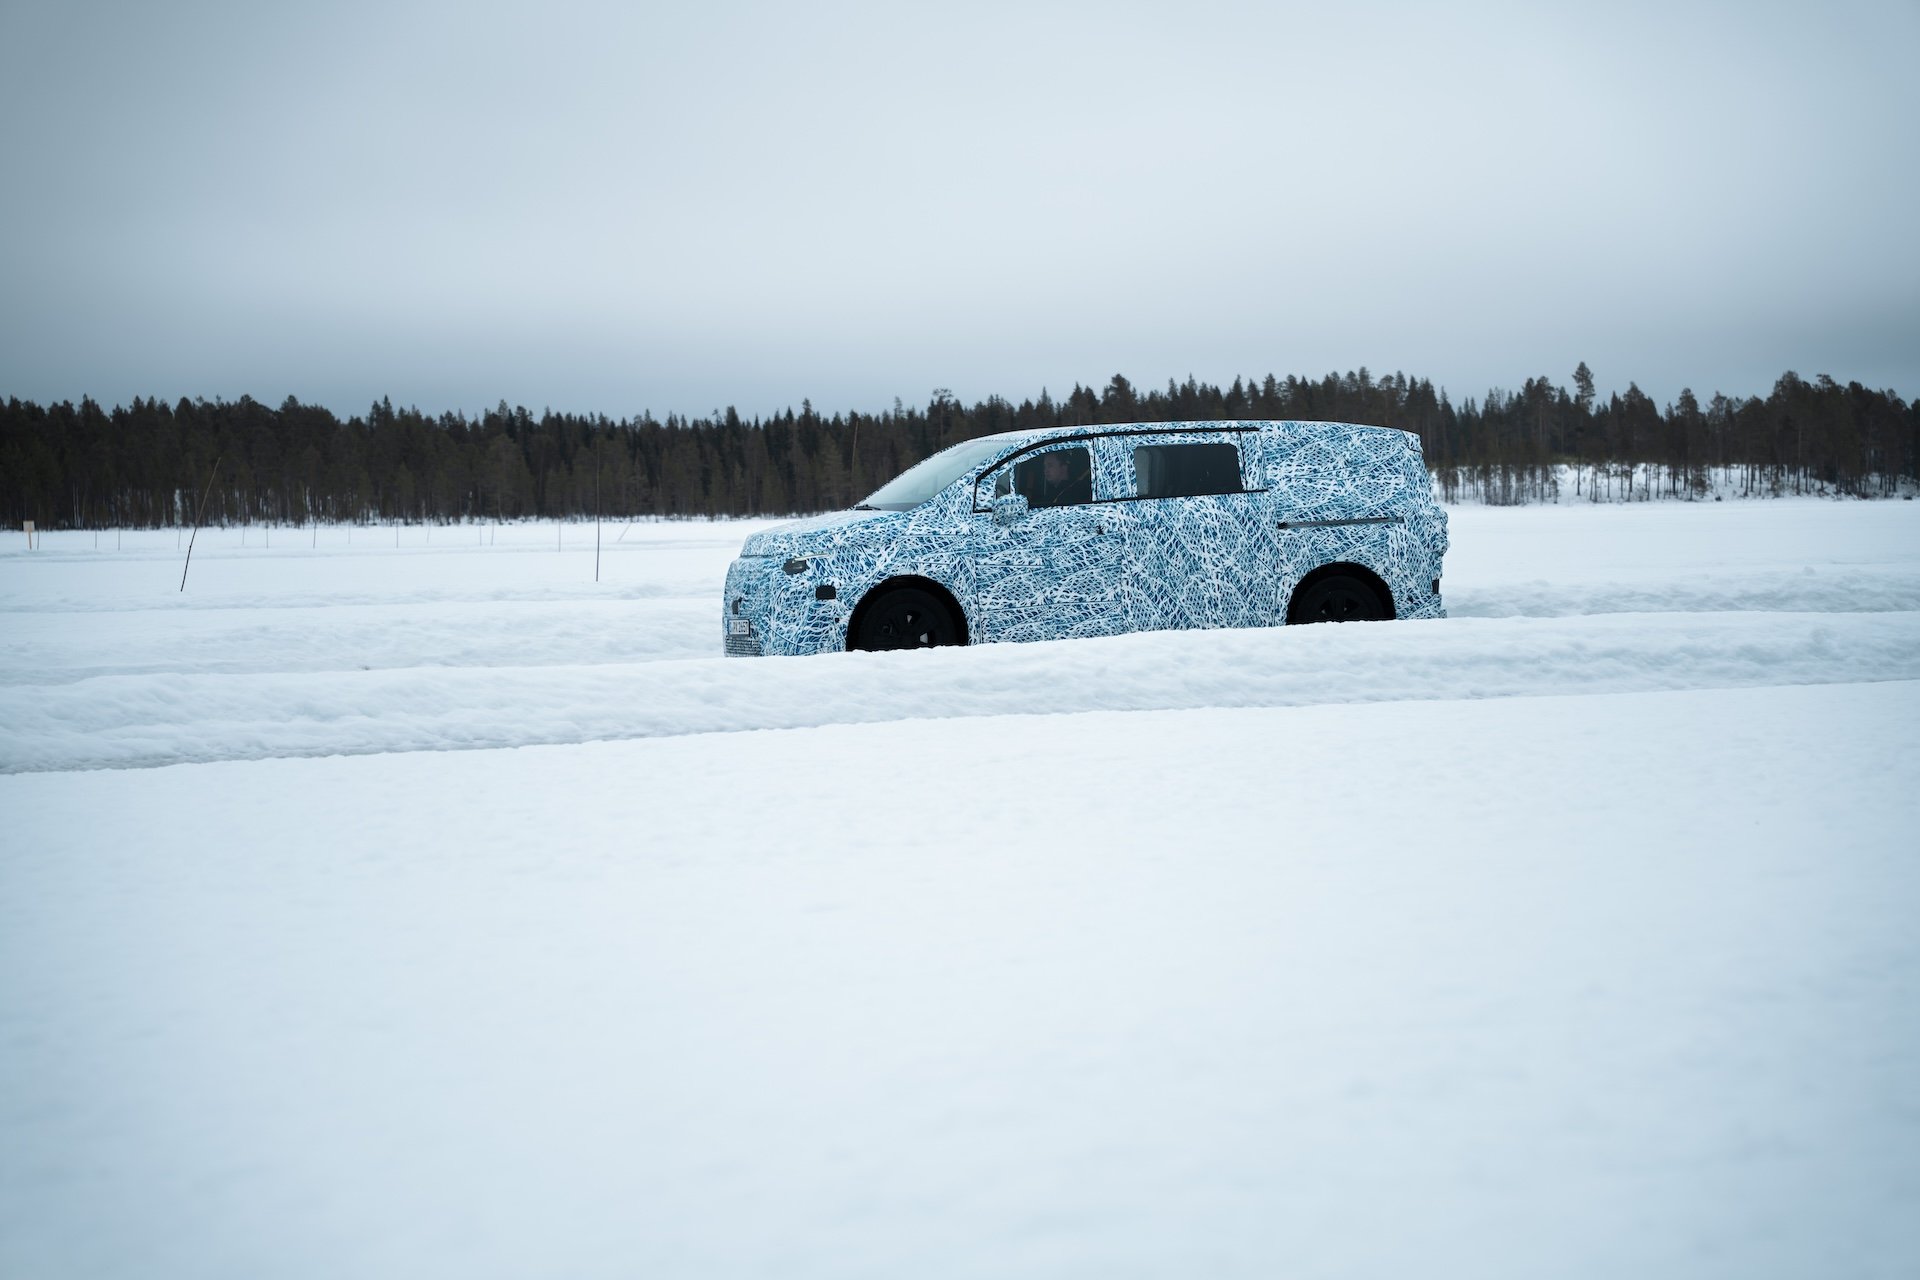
[179, 457, 222, 592]
[22, 520, 34, 550]
[595, 454, 603, 583]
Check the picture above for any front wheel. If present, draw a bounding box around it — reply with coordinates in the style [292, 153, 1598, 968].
[852, 588, 962, 651]
[1288, 574, 1389, 624]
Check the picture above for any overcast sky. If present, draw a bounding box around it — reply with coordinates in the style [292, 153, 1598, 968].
[2, 0, 1915, 419]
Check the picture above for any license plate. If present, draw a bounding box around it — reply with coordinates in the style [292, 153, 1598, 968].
[729, 619, 751, 636]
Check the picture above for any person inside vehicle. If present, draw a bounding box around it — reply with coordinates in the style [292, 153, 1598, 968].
[1017, 448, 1092, 508]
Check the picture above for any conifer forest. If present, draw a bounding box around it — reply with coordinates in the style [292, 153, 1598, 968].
[2, 366, 1913, 529]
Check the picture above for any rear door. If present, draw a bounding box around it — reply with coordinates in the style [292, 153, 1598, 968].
[1110, 433, 1277, 631]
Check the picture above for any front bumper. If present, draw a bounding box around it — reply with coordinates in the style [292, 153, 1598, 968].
[724, 623, 763, 657]
[721, 556, 851, 656]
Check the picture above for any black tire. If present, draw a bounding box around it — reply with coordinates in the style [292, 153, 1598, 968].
[1288, 573, 1390, 624]
[853, 587, 962, 651]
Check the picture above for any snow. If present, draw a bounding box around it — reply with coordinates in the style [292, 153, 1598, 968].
[4, 610, 1919, 774]
[3, 501, 1919, 1278]
[4, 502, 1919, 773]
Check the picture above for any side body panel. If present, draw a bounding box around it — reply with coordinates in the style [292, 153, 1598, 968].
[1260, 422, 1449, 621]
[1101, 429, 1280, 630]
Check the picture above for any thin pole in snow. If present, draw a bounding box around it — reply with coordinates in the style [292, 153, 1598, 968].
[179, 456, 221, 592]
[595, 452, 603, 583]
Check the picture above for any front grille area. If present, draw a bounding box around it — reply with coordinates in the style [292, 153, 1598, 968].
[725, 632, 763, 657]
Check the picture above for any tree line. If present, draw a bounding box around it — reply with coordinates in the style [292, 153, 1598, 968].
[1, 366, 1913, 529]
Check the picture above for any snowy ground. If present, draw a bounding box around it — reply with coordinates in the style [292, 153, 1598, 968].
[3, 503, 1918, 1278]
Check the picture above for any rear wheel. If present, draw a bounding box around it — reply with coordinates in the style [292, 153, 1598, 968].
[1288, 573, 1389, 624]
[853, 588, 961, 651]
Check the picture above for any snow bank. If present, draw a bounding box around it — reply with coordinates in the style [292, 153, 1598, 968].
[5, 610, 1919, 773]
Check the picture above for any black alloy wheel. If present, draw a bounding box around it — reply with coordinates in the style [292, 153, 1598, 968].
[1289, 574, 1389, 624]
[854, 588, 961, 651]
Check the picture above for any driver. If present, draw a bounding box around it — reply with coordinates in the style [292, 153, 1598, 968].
[1036, 450, 1091, 507]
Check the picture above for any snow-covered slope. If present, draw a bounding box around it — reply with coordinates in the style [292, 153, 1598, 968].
[2, 501, 1917, 1279]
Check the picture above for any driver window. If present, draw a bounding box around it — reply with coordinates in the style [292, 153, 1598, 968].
[1009, 445, 1093, 509]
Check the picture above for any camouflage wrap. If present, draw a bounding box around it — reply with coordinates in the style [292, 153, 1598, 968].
[723, 420, 1448, 655]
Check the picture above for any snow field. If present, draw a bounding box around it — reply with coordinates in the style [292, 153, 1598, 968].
[2, 498, 1919, 1278]
[2, 500, 1917, 772]
[3, 684, 1917, 1279]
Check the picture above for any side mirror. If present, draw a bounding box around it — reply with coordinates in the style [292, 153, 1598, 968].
[991, 492, 1030, 527]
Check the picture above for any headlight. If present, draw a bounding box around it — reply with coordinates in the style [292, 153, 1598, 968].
[783, 557, 809, 574]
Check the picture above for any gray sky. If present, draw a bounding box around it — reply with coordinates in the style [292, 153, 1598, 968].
[3, 0, 1916, 419]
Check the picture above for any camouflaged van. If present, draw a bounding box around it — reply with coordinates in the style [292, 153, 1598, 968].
[723, 420, 1447, 655]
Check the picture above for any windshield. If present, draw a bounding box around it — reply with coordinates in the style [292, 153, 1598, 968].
[857, 435, 1015, 510]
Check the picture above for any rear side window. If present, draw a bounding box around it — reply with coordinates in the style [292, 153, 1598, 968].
[1133, 443, 1244, 499]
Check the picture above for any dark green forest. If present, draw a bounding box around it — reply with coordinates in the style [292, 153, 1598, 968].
[2, 366, 1913, 528]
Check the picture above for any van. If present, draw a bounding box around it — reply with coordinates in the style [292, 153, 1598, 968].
[722, 419, 1447, 655]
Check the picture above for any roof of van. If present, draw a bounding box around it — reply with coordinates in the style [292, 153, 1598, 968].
[975, 419, 1404, 443]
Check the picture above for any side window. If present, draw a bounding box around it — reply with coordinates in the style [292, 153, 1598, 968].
[1007, 444, 1094, 509]
[1133, 442, 1244, 499]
